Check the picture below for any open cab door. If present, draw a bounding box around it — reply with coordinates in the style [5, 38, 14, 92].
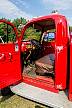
[0, 19, 22, 89]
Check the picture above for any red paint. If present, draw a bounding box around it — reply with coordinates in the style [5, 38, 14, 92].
[0, 19, 22, 89]
[23, 75, 59, 93]
[69, 38, 72, 101]
[55, 19, 68, 89]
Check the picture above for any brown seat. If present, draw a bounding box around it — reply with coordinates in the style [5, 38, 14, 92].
[35, 54, 55, 75]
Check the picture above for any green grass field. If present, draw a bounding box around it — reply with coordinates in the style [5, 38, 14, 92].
[0, 94, 48, 108]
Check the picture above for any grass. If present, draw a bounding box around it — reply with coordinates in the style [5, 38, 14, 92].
[0, 94, 48, 108]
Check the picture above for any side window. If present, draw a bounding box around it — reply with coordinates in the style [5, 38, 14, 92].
[43, 29, 55, 42]
[0, 22, 16, 43]
[48, 32, 55, 41]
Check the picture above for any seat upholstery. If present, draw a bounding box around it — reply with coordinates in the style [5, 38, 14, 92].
[35, 54, 55, 75]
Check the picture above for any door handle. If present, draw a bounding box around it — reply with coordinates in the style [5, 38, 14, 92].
[0, 53, 5, 61]
[9, 53, 12, 61]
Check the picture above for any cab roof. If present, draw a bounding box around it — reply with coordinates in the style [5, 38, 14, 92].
[27, 14, 66, 24]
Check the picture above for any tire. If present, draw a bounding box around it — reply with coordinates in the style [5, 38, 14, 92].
[1, 87, 13, 96]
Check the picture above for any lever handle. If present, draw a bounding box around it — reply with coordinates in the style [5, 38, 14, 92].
[0, 53, 5, 61]
[9, 53, 12, 61]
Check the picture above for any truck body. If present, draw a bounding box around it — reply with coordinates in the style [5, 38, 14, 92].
[0, 14, 72, 108]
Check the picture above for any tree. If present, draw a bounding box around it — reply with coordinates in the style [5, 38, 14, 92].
[12, 17, 27, 28]
[24, 27, 41, 41]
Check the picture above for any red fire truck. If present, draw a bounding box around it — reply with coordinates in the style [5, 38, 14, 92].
[0, 14, 72, 108]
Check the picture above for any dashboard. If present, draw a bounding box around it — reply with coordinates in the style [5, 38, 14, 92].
[21, 40, 32, 52]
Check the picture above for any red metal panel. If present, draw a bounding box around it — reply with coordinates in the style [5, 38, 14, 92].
[55, 18, 68, 90]
[0, 43, 22, 89]
[0, 20, 22, 89]
[23, 75, 59, 93]
[55, 46, 67, 89]
[69, 38, 72, 101]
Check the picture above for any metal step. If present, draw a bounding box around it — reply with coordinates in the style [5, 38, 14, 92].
[10, 82, 72, 108]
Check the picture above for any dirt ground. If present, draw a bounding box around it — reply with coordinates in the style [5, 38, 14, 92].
[0, 94, 48, 108]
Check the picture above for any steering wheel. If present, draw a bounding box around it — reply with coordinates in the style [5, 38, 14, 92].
[30, 39, 42, 49]
[28, 39, 43, 61]
[23, 39, 43, 62]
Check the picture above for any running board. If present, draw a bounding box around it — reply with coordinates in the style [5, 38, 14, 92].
[10, 82, 72, 108]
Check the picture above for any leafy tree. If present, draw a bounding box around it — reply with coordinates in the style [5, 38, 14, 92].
[0, 17, 41, 42]
[24, 27, 41, 41]
[12, 17, 27, 28]
[21, 17, 27, 25]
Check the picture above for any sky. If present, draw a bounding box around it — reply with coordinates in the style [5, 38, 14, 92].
[0, 0, 72, 25]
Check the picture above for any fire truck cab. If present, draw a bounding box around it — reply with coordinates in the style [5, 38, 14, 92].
[0, 14, 72, 108]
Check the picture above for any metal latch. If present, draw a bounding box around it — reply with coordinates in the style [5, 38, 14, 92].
[9, 53, 12, 61]
[0, 53, 5, 61]
[15, 44, 19, 52]
[56, 46, 63, 53]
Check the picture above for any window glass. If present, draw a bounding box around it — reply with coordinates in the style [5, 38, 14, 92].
[0, 22, 16, 43]
[43, 32, 55, 42]
[42, 28, 55, 42]
[48, 33, 55, 39]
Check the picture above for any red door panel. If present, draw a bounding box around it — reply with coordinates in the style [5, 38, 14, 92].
[0, 20, 22, 89]
[0, 43, 22, 89]
[69, 39, 72, 101]
[55, 46, 67, 89]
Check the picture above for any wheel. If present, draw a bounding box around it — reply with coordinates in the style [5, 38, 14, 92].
[1, 87, 13, 96]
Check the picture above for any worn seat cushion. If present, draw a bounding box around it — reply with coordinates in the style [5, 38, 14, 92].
[35, 54, 55, 74]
